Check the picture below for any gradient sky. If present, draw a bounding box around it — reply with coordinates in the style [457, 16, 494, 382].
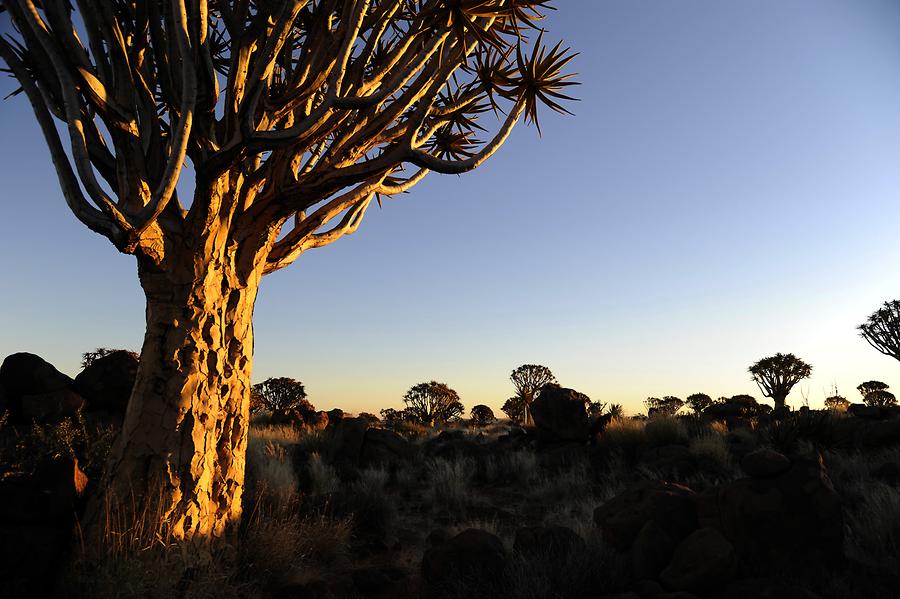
[3, 0, 900, 416]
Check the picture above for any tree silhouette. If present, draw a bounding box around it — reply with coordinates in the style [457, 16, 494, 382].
[252, 377, 307, 411]
[501, 396, 525, 424]
[685, 393, 712, 415]
[823, 394, 849, 412]
[749, 353, 812, 412]
[0, 1, 576, 537]
[857, 381, 897, 407]
[859, 301, 900, 361]
[645, 395, 684, 417]
[402, 381, 463, 426]
[510, 364, 557, 426]
[470, 404, 496, 428]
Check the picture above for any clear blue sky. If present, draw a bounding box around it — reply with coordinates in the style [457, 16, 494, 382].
[2, 0, 900, 416]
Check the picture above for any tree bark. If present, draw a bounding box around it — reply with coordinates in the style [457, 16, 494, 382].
[95, 248, 261, 539]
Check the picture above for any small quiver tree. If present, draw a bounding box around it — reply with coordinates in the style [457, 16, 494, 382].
[857, 381, 897, 407]
[402, 381, 464, 426]
[510, 364, 556, 426]
[469, 404, 496, 428]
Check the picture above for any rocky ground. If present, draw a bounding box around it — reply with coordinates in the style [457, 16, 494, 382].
[1, 352, 899, 598]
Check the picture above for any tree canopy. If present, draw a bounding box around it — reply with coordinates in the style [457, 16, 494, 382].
[857, 381, 897, 407]
[402, 380, 463, 426]
[251, 376, 308, 411]
[859, 301, 900, 362]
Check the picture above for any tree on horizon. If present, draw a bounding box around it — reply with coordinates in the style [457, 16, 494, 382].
[402, 381, 464, 426]
[749, 353, 812, 412]
[0, 0, 577, 539]
[510, 364, 557, 426]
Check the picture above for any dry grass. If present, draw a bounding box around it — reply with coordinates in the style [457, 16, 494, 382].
[426, 457, 474, 511]
[689, 432, 731, 468]
[600, 417, 646, 452]
[644, 416, 688, 446]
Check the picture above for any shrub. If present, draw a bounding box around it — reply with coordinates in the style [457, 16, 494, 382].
[307, 452, 339, 496]
[689, 433, 731, 469]
[599, 417, 647, 457]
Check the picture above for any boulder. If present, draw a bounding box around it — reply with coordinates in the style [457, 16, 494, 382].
[0, 353, 73, 420]
[424, 430, 486, 460]
[594, 481, 698, 549]
[696, 453, 843, 571]
[331, 417, 369, 465]
[873, 461, 900, 486]
[710, 577, 823, 599]
[20, 389, 85, 423]
[531, 385, 590, 443]
[351, 566, 405, 594]
[422, 528, 506, 586]
[740, 448, 790, 478]
[631, 520, 675, 580]
[360, 427, 412, 467]
[513, 525, 585, 561]
[660, 527, 736, 592]
[73, 350, 138, 412]
[848, 403, 884, 419]
[326, 408, 344, 425]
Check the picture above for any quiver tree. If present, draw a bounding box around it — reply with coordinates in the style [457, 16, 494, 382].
[469, 404, 495, 427]
[252, 376, 307, 411]
[0, 0, 576, 539]
[859, 301, 900, 361]
[685, 392, 712, 415]
[644, 395, 683, 417]
[749, 353, 812, 412]
[402, 381, 464, 426]
[510, 363, 556, 426]
[856, 381, 897, 407]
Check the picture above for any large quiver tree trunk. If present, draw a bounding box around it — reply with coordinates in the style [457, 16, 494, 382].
[98, 247, 261, 539]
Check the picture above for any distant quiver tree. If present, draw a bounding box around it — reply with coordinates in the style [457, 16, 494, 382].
[856, 381, 897, 407]
[510, 364, 557, 426]
[470, 404, 496, 427]
[0, 1, 577, 539]
[251, 377, 307, 411]
[749, 353, 812, 412]
[402, 381, 464, 426]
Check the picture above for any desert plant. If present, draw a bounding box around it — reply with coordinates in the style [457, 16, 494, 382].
[0, 0, 576, 537]
[426, 457, 474, 512]
[857, 381, 898, 407]
[252, 377, 309, 412]
[510, 364, 557, 426]
[686, 393, 713, 415]
[80, 347, 138, 369]
[502, 396, 527, 424]
[645, 396, 684, 417]
[403, 381, 464, 426]
[859, 300, 900, 362]
[824, 394, 850, 412]
[749, 353, 812, 412]
[470, 404, 497, 428]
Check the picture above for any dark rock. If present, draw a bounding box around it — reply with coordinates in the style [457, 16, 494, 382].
[660, 527, 736, 592]
[740, 448, 791, 478]
[848, 403, 884, 419]
[331, 417, 369, 465]
[360, 427, 412, 467]
[20, 389, 85, 423]
[631, 521, 675, 580]
[594, 481, 698, 549]
[513, 525, 585, 561]
[697, 453, 843, 571]
[633, 579, 665, 599]
[873, 461, 900, 486]
[710, 577, 823, 599]
[860, 419, 900, 448]
[0, 353, 74, 421]
[0, 522, 72, 597]
[351, 566, 405, 594]
[531, 385, 590, 443]
[73, 350, 138, 412]
[326, 408, 344, 425]
[0, 456, 89, 525]
[427, 528, 451, 546]
[424, 433, 486, 460]
[422, 528, 506, 586]
[271, 580, 331, 599]
[642, 445, 698, 478]
[536, 441, 586, 471]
